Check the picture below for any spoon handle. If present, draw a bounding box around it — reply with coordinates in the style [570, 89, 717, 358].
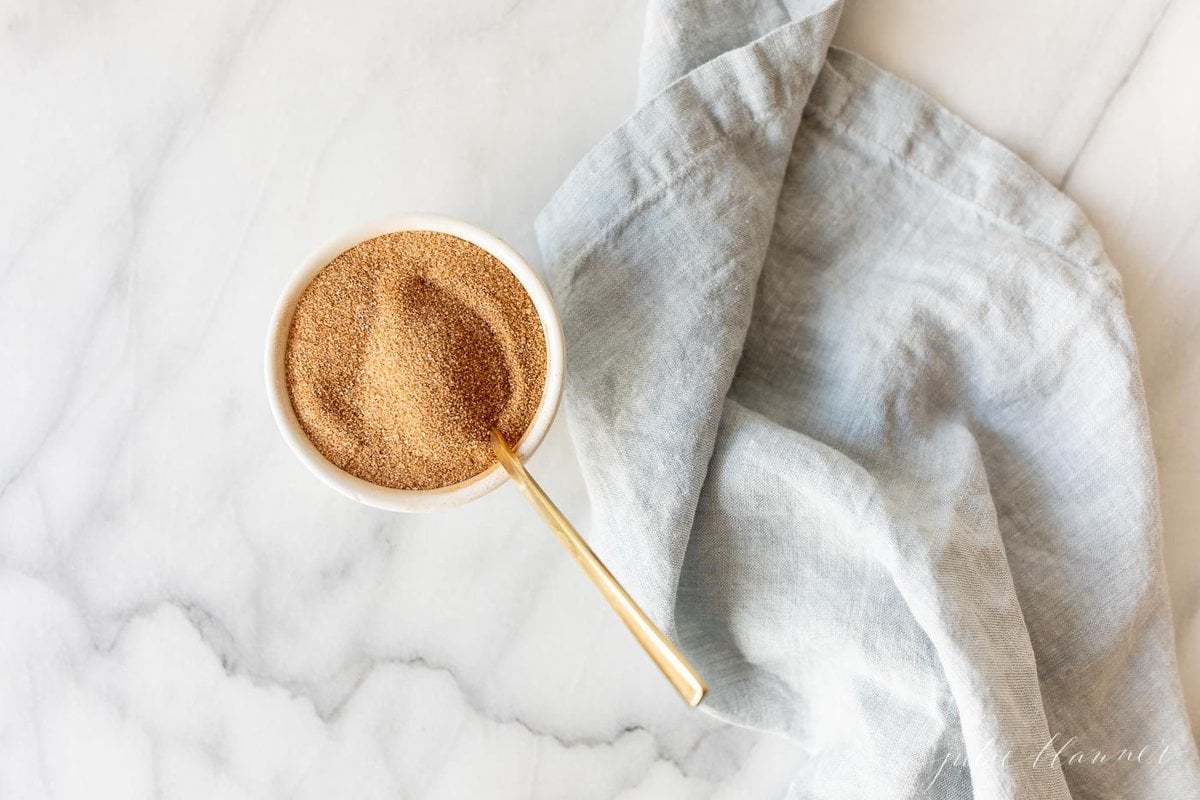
[490, 430, 707, 707]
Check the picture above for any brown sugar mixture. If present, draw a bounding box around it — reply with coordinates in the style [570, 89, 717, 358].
[285, 231, 547, 490]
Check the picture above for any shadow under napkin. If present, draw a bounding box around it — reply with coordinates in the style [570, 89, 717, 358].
[536, 1, 1200, 797]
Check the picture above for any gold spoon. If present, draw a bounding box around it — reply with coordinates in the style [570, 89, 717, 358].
[490, 429, 707, 707]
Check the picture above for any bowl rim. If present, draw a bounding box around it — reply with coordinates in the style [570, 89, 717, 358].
[264, 213, 565, 512]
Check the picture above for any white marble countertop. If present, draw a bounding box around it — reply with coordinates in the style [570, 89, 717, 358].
[2, 0, 1196, 797]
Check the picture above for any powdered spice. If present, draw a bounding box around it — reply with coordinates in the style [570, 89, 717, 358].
[285, 231, 547, 490]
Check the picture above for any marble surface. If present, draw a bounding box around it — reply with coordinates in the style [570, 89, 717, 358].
[1, 0, 1196, 797]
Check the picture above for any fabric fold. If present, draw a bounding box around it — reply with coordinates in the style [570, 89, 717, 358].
[537, 0, 843, 635]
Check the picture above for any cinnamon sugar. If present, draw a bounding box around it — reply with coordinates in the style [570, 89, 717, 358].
[285, 231, 547, 490]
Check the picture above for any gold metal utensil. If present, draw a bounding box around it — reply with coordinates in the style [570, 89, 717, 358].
[490, 429, 707, 707]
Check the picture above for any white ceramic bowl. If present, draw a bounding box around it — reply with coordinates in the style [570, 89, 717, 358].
[265, 213, 565, 512]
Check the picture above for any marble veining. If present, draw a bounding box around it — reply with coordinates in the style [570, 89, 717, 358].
[1, 0, 1196, 797]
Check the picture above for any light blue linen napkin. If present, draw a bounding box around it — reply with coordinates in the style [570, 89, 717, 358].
[537, 1, 1200, 797]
